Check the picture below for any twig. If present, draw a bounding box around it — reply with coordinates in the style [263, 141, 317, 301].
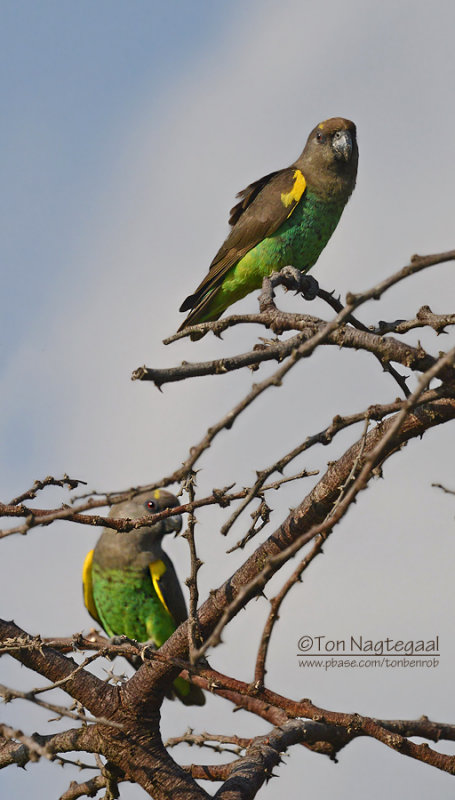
[59, 776, 109, 800]
[346, 249, 455, 304]
[193, 665, 455, 777]
[316, 287, 409, 396]
[0, 473, 317, 540]
[191, 348, 455, 661]
[30, 652, 107, 696]
[162, 250, 455, 347]
[181, 472, 204, 661]
[0, 683, 122, 728]
[132, 321, 437, 389]
[0, 725, 98, 771]
[372, 306, 455, 336]
[165, 729, 250, 753]
[432, 482, 455, 496]
[253, 420, 371, 686]
[135, 250, 455, 390]
[221, 387, 447, 541]
[0, 724, 61, 766]
[9, 475, 87, 506]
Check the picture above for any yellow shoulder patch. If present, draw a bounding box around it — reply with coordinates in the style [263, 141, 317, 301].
[82, 550, 102, 624]
[280, 169, 306, 217]
[149, 560, 171, 614]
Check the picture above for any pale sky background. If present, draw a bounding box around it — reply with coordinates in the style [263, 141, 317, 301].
[1, 1, 455, 798]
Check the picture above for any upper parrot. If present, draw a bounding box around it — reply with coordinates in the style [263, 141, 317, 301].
[82, 489, 205, 705]
[178, 117, 358, 334]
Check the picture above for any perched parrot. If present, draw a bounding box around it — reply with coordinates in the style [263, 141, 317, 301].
[82, 489, 205, 705]
[178, 117, 358, 334]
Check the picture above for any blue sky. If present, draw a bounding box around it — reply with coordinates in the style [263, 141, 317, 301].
[0, 1, 237, 347]
[2, 2, 455, 798]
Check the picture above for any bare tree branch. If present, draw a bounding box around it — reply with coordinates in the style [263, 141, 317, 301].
[3, 248, 455, 797]
[181, 471, 204, 661]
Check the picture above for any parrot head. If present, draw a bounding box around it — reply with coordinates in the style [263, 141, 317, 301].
[108, 489, 182, 537]
[297, 117, 358, 200]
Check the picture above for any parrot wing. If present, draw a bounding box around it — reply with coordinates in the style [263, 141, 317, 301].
[149, 554, 188, 628]
[149, 558, 206, 705]
[178, 167, 307, 324]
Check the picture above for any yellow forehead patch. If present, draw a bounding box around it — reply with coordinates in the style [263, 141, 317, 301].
[281, 169, 306, 215]
[154, 489, 161, 500]
[318, 122, 325, 129]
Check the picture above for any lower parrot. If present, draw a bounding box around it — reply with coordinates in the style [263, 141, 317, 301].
[178, 117, 358, 334]
[82, 489, 205, 705]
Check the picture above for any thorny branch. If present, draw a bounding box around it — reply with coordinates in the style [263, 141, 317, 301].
[432, 482, 455, 496]
[1, 381, 446, 544]
[133, 319, 438, 387]
[2, 250, 455, 798]
[134, 250, 455, 388]
[181, 471, 204, 660]
[189, 348, 455, 662]
[0, 470, 319, 539]
[9, 475, 87, 506]
[165, 730, 251, 754]
[220, 395, 416, 541]
[178, 666, 455, 778]
[0, 682, 122, 729]
[254, 419, 371, 686]
[0, 724, 98, 771]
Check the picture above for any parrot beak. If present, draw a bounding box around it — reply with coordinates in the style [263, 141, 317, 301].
[164, 513, 183, 534]
[333, 130, 352, 162]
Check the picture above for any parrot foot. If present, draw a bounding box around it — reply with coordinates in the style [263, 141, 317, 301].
[110, 634, 141, 649]
[299, 273, 319, 301]
[109, 636, 158, 669]
[260, 266, 319, 312]
[276, 266, 319, 300]
[140, 641, 158, 662]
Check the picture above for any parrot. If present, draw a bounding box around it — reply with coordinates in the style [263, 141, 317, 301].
[82, 489, 205, 705]
[178, 117, 358, 335]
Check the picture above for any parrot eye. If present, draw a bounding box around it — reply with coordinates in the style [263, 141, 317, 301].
[316, 131, 325, 143]
[145, 500, 156, 511]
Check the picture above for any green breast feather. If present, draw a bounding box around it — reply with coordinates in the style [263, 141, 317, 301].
[91, 560, 176, 646]
[202, 193, 344, 322]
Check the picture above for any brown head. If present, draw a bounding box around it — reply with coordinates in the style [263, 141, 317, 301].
[296, 117, 358, 202]
[94, 489, 182, 570]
